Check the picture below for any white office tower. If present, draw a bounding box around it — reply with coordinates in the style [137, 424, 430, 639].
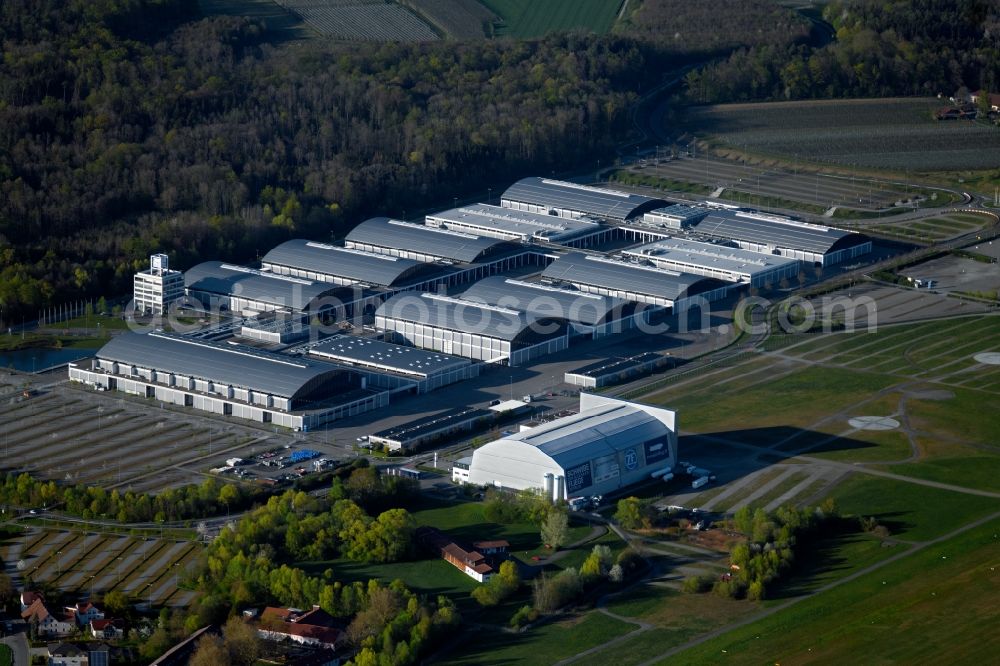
[133, 253, 184, 315]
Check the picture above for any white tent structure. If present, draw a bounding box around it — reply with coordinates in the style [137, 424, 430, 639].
[466, 394, 677, 501]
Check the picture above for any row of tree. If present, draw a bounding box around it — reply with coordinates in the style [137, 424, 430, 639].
[0, 472, 258, 522]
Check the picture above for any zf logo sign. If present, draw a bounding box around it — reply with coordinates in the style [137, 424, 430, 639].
[624, 449, 638, 470]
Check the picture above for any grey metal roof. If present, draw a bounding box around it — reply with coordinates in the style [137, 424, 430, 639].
[345, 217, 514, 263]
[426, 204, 604, 243]
[261, 239, 432, 287]
[542, 252, 722, 302]
[376, 292, 545, 342]
[185, 262, 339, 311]
[97, 332, 347, 399]
[692, 210, 867, 254]
[460, 276, 627, 326]
[508, 402, 670, 470]
[308, 335, 471, 377]
[622, 238, 800, 276]
[501, 177, 667, 221]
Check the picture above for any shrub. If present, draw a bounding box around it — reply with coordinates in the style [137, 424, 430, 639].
[682, 575, 713, 594]
[616, 548, 644, 575]
[509, 605, 538, 629]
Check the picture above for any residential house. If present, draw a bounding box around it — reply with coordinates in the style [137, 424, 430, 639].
[971, 90, 1000, 112]
[20, 590, 44, 612]
[87, 643, 111, 666]
[47, 642, 87, 666]
[22, 599, 75, 637]
[45, 642, 111, 666]
[89, 619, 125, 641]
[416, 526, 510, 583]
[258, 606, 343, 650]
[65, 602, 104, 628]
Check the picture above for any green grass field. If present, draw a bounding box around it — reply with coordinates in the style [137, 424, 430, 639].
[0, 644, 11, 666]
[303, 556, 479, 599]
[869, 211, 996, 242]
[646, 365, 898, 433]
[481, 0, 618, 38]
[447, 610, 637, 665]
[829, 475, 997, 542]
[666, 516, 1000, 664]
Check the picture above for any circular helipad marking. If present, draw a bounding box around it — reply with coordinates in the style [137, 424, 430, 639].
[973, 352, 1000, 366]
[848, 416, 901, 431]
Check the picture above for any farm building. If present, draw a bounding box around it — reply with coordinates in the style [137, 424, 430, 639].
[184, 261, 344, 316]
[425, 203, 612, 247]
[621, 238, 801, 287]
[307, 335, 479, 393]
[374, 292, 569, 365]
[466, 394, 677, 501]
[416, 526, 510, 582]
[690, 210, 871, 266]
[541, 252, 730, 309]
[459, 276, 646, 339]
[258, 606, 343, 650]
[261, 239, 447, 290]
[970, 90, 1000, 112]
[68, 332, 386, 429]
[501, 177, 668, 222]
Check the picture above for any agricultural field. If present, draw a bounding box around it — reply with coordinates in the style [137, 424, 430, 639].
[0, 528, 201, 608]
[862, 211, 997, 243]
[278, 0, 440, 40]
[619, 155, 924, 214]
[404, 0, 495, 39]
[481, 0, 619, 38]
[685, 98, 1000, 172]
[200, 0, 442, 41]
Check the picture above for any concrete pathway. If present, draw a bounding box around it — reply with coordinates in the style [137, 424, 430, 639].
[1, 633, 29, 666]
[728, 466, 799, 512]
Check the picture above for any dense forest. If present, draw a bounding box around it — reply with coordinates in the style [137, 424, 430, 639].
[0, 0, 650, 320]
[0, 0, 818, 322]
[684, 0, 1000, 103]
[2, 0, 998, 322]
